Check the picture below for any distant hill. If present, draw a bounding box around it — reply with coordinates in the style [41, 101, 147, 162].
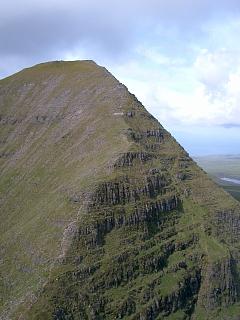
[195, 155, 240, 201]
[1, 61, 240, 319]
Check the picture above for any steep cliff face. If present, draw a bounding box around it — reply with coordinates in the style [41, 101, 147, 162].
[1, 61, 240, 320]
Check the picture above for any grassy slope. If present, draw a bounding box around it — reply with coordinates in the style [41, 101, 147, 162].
[0, 61, 131, 316]
[23, 76, 240, 318]
[27, 116, 240, 319]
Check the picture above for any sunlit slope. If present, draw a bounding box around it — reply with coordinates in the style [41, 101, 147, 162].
[1, 61, 240, 320]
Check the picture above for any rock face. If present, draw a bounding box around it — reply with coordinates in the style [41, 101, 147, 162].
[1, 61, 240, 319]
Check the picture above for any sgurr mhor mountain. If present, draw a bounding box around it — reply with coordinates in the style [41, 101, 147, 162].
[1, 61, 240, 319]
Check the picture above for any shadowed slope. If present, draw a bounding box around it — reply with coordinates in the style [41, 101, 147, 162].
[1, 61, 240, 319]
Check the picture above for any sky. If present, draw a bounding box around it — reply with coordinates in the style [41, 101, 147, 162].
[1, 0, 240, 156]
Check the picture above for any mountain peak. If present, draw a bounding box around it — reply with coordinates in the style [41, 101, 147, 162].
[1, 62, 240, 319]
[31, 59, 98, 69]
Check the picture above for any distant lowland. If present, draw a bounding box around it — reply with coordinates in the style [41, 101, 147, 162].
[195, 154, 240, 201]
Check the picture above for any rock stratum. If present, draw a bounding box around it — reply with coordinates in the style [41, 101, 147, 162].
[1, 61, 240, 320]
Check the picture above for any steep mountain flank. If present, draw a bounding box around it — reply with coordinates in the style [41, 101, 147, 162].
[1, 61, 240, 320]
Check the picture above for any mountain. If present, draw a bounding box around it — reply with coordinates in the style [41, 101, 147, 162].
[1, 61, 240, 320]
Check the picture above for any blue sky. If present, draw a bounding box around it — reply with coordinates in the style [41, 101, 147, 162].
[1, 0, 240, 155]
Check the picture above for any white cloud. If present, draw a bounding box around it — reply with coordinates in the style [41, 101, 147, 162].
[112, 46, 240, 128]
[193, 49, 240, 94]
[136, 46, 184, 67]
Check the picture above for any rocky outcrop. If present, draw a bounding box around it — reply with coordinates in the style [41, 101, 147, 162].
[114, 152, 156, 167]
[144, 129, 164, 142]
[0, 115, 23, 125]
[91, 174, 169, 206]
[198, 256, 239, 309]
[0, 152, 14, 158]
[125, 128, 164, 144]
[215, 210, 240, 243]
[33, 114, 64, 124]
